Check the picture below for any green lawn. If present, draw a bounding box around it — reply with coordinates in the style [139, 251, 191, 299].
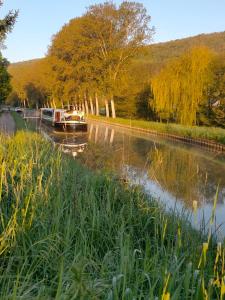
[88, 115, 225, 145]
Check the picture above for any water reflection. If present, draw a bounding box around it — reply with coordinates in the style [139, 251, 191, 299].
[40, 124, 88, 157]
[146, 146, 225, 208]
[40, 120, 225, 238]
[84, 122, 225, 238]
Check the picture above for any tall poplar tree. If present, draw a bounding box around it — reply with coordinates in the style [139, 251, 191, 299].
[48, 1, 154, 116]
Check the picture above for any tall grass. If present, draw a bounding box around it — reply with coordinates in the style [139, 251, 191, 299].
[88, 115, 225, 145]
[0, 131, 224, 299]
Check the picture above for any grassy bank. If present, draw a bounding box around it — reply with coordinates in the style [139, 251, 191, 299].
[88, 115, 225, 145]
[0, 130, 224, 299]
[11, 111, 37, 131]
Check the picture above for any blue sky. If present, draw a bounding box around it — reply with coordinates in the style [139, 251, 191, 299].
[1, 0, 224, 63]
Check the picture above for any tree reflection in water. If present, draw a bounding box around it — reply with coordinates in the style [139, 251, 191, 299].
[146, 145, 225, 208]
[80, 123, 225, 210]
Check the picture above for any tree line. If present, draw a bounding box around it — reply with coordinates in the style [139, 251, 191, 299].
[6, 1, 225, 127]
[0, 1, 18, 105]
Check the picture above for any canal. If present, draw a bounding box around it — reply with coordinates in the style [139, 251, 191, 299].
[40, 119, 225, 239]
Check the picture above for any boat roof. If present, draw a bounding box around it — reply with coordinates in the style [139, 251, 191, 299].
[40, 108, 64, 112]
[41, 108, 84, 113]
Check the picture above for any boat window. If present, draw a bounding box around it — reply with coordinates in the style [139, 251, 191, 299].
[43, 110, 53, 117]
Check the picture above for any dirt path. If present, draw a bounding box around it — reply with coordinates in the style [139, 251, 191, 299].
[0, 112, 16, 135]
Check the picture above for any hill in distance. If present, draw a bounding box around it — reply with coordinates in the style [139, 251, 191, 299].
[146, 30, 225, 64]
[9, 30, 225, 73]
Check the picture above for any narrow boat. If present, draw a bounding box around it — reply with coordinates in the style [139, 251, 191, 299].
[40, 108, 88, 132]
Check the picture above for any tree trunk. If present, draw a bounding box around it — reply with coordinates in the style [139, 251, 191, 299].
[84, 93, 89, 115]
[95, 93, 99, 116]
[84, 96, 89, 116]
[105, 99, 109, 118]
[111, 98, 116, 118]
[90, 96, 94, 115]
[82, 102, 85, 113]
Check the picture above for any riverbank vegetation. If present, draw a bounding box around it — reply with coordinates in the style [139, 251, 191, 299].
[11, 111, 37, 131]
[6, 1, 225, 127]
[88, 115, 225, 145]
[0, 129, 224, 299]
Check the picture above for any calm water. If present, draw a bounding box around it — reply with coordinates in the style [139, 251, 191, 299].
[40, 120, 225, 239]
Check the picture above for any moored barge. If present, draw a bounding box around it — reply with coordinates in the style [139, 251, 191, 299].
[40, 108, 88, 132]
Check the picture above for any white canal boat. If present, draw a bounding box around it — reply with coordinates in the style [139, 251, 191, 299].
[40, 108, 88, 132]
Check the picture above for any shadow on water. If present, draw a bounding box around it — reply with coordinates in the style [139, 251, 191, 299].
[37, 119, 225, 239]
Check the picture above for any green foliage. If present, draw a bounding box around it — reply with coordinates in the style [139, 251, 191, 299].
[0, 1, 17, 104]
[136, 86, 157, 120]
[140, 31, 225, 67]
[0, 0, 18, 47]
[24, 82, 46, 108]
[206, 53, 225, 127]
[151, 47, 215, 125]
[0, 131, 224, 298]
[48, 1, 154, 104]
[7, 59, 52, 107]
[0, 54, 12, 104]
[6, 90, 20, 106]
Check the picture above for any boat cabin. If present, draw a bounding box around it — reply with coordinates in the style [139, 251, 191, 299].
[40, 108, 88, 132]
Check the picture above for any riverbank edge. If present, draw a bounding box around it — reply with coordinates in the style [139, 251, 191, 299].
[88, 115, 225, 152]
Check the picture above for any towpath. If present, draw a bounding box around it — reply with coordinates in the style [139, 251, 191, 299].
[0, 112, 15, 135]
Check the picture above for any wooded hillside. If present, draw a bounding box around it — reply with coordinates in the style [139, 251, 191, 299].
[9, 31, 225, 76]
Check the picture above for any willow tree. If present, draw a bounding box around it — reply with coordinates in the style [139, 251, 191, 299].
[151, 47, 214, 125]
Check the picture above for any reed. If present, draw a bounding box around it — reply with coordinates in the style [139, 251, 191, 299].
[0, 131, 224, 299]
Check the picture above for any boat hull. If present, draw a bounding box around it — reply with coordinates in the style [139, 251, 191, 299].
[41, 118, 88, 132]
[54, 122, 88, 132]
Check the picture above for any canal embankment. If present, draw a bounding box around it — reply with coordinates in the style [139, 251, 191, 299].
[0, 113, 224, 298]
[88, 115, 225, 152]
